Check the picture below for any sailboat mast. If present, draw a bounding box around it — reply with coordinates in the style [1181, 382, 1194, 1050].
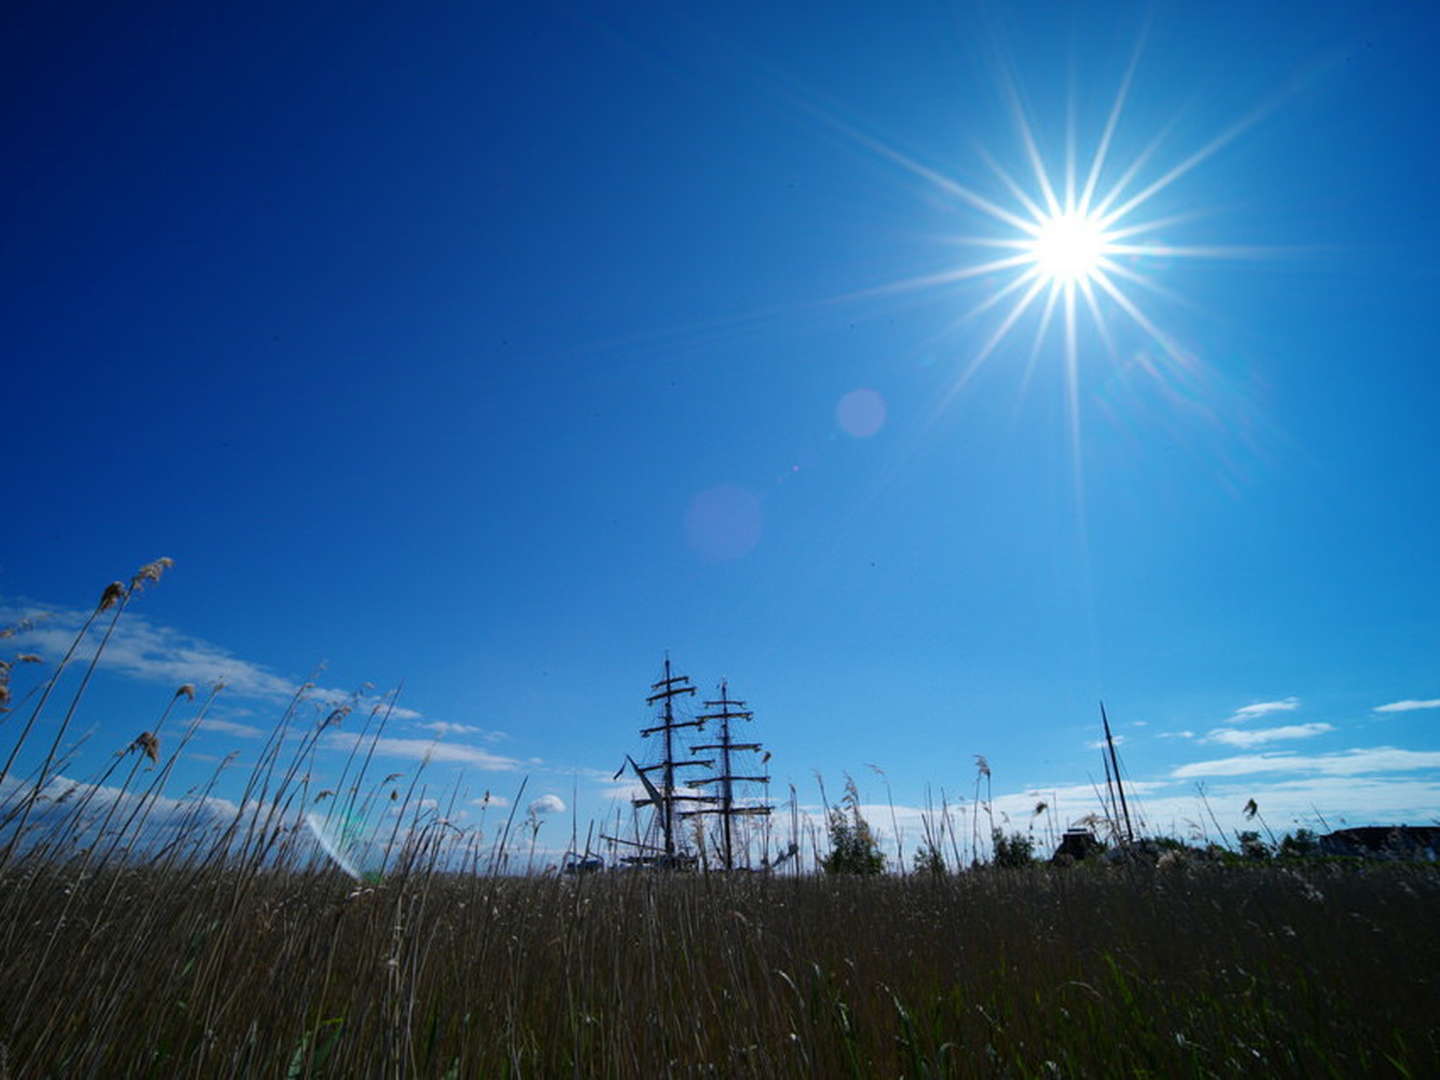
[1100, 701, 1134, 842]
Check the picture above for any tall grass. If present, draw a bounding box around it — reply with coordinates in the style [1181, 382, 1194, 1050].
[2, 858, 1437, 1076]
[0, 565, 1437, 1076]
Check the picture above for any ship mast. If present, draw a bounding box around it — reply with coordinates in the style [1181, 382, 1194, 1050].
[635, 656, 715, 858]
[687, 680, 773, 870]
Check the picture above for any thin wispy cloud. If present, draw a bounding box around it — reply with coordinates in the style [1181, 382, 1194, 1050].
[0, 772, 239, 832]
[1203, 722, 1333, 748]
[1224, 697, 1300, 724]
[417, 721, 508, 742]
[1086, 734, 1127, 750]
[319, 732, 520, 772]
[197, 717, 266, 739]
[1373, 698, 1440, 713]
[0, 602, 420, 721]
[1158, 730, 1195, 739]
[1172, 745, 1440, 779]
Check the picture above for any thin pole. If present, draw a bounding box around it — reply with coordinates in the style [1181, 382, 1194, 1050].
[1101, 701, 1134, 842]
[662, 657, 675, 856]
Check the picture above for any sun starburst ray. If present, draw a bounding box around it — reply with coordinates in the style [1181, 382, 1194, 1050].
[1078, 276, 1118, 364]
[1103, 208, 1221, 241]
[977, 147, 1050, 223]
[825, 116, 1040, 233]
[1090, 267, 1186, 363]
[1098, 100, 1280, 228]
[1106, 243, 1286, 259]
[1094, 257, 1191, 308]
[838, 254, 1035, 303]
[960, 266, 1044, 324]
[1001, 70, 1063, 217]
[1062, 280, 1084, 500]
[797, 91, 1054, 235]
[1078, 28, 1146, 215]
[1014, 281, 1062, 413]
[1088, 116, 1181, 220]
[1064, 66, 1078, 213]
[946, 274, 1050, 400]
[945, 236, 1037, 250]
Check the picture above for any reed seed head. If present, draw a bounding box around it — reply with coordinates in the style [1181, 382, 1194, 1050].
[130, 557, 175, 591]
[320, 706, 351, 730]
[98, 582, 126, 611]
[133, 731, 160, 763]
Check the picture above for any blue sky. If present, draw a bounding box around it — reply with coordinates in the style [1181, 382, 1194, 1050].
[4, 1, 1438, 863]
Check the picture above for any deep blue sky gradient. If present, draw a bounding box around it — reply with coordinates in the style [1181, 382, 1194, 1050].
[4, 1, 1438, 851]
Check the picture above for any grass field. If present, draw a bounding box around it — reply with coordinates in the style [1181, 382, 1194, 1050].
[2, 569, 1438, 1076]
[2, 857, 1437, 1077]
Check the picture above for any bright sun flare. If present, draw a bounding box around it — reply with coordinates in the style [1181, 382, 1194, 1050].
[837, 46, 1273, 399]
[1029, 213, 1109, 284]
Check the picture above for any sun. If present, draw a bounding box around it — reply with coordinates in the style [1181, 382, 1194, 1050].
[1029, 212, 1110, 284]
[828, 42, 1275, 393]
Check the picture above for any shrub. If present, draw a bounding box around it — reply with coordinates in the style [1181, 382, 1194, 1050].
[991, 829, 1035, 868]
[912, 841, 946, 877]
[1239, 830, 1271, 860]
[1280, 828, 1319, 858]
[821, 778, 885, 875]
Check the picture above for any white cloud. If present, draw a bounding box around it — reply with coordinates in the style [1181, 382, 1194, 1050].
[320, 733, 519, 772]
[1086, 734, 1127, 750]
[469, 793, 509, 808]
[418, 721, 482, 735]
[197, 717, 266, 739]
[528, 794, 566, 816]
[1203, 723, 1333, 748]
[1158, 730, 1195, 739]
[1171, 745, 1440, 779]
[1374, 699, 1440, 713]
[0, 772, 239, 834]
[417, 721, 507, 742]
[1224, 697, 1300, 724]
[1092, 775, 1440, 841]
[595, 779, 648, 804]
[0, 603, 419, 721]
[578, 770, 1439, 869]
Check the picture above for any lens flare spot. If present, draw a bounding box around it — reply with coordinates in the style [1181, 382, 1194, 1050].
[836, 388, 887, 438]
